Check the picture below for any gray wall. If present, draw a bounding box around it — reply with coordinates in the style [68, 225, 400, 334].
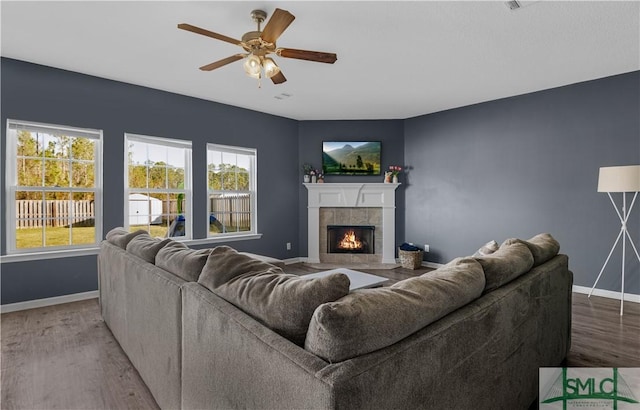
[2, 57, 637, 304]
[1, 58, 299, 304]
[404, 71, 640, 294]
[297, 120, 405, 256]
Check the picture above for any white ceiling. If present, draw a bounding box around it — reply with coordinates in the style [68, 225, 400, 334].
[2, 1, 639, 121]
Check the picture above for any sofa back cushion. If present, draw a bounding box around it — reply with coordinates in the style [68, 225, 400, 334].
[198, 246, 283, 289]
[105, 227, 148, 249]
[304, 258, 485, 362]
[502, 233, 560, 267]
[155, 241, 211, 282]
[198, 246, 350, 345]
[475, 242, 534, 292]
[472, 240, 500, 257]
[212, 271, 350, 345]
[125, 234, 172, 263]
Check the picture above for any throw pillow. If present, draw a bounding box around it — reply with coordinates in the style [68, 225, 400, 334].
[156, 241, 211, 282]
[105, 227, 148, 249]
[212, 271, 350, 346]
[305, 258, 485, 362]
[198, 246, 283, 290]
[472, 240, 500, 257]
[125, 234, 172, 264]
[502, 233, 560, 267]
[475, 242, 534, 292]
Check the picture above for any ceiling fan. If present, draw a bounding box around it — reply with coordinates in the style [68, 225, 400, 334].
[178, 8, 337, 86]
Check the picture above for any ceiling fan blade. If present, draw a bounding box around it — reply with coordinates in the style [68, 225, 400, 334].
[277, 48, 337, 64]
[178, 23, 242, 46]
[199, 54, 245, 71]
[270, 71, 287, 85]
[261, 8, 295, 44]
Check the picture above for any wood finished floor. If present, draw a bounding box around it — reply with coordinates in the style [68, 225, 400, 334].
[1, 263, 638, 409]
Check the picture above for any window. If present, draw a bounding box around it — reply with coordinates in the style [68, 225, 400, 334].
[207, 144, 257, 236]
[5, 120, 102, 253]
[125, 134, 192, 239]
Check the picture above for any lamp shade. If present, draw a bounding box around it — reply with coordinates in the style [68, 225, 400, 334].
[597, 165, 640, 192]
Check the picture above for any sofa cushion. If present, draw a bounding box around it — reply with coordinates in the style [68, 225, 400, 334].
[105, 227, 148, 249]
[198, 246, 284, 290]
[502, 233, 560, 267]
[211, 271, 350, 345]
[125, 234, 172, 264]
[475, 242, 534, 292]
[304, 258, 485, 362]
[155, 241, 211, 282]
[239, 252, 285, 268]
[472, 240, 500, 257]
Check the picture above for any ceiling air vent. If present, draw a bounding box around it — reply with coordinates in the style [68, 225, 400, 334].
[505, 1, 521, 10]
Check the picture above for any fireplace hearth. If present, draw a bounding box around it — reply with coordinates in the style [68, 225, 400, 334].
[327, 225, 375, 254]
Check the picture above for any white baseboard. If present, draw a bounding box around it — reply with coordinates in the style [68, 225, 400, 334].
[282, 257, 304, 265]
[1, 290, 99, 314]
[572, 285, 640, 303]
[423, 261, 444, 269]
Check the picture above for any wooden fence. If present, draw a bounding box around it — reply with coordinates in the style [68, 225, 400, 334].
[209, 195, 251, 230]
[16, 195, 251, 229]
[16, 200, 94, 228]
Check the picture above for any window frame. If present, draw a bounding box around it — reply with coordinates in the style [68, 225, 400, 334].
[207, 143, 258, 238]
[4, 119, 103, 255]
[124, 133, 193, 240]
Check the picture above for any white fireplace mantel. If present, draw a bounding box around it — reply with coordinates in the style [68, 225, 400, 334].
[304, 183, 400, 264]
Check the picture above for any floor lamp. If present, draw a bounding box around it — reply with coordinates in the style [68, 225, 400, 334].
[589, 165, 640, 315]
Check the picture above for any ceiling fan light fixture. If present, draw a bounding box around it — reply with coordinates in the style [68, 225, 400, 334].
[243, 53, 262, 77]
[263, 57, 280, 78]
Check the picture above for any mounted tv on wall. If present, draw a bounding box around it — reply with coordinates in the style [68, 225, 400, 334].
[322, 141, 381, 176]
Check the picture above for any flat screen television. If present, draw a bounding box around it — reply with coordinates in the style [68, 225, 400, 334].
[322, 141, 381, 175]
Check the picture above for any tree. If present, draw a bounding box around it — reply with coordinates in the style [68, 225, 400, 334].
[16, 131, 96, 200]
[208, 163, 249, 191]
[356, 155, 363, 169]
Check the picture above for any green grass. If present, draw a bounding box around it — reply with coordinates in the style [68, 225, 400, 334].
[129, 225, 168, 238]
[16, 226, 95, 249]
[16, 223, 251, 248]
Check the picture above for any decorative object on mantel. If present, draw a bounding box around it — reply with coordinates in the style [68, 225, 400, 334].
[590, 164, 640, 315]
[302, 163, 313, 183]
[386, 165, 403, 183]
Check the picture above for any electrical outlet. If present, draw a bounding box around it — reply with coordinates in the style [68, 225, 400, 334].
[424, 244, 430, 252]
[286, 242, 291, 251]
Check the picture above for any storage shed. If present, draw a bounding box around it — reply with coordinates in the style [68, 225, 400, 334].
[128, 193, 162, 226]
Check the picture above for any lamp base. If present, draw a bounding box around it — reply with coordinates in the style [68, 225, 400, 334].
[589, 192, 640, 315]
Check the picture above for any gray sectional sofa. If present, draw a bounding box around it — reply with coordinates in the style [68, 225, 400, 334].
[99, 229, 572, 410]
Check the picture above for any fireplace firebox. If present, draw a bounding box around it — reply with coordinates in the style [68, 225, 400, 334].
[327, 225, 375, 254]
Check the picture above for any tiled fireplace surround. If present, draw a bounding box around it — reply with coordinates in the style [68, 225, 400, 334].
[305, 183, 400, 267]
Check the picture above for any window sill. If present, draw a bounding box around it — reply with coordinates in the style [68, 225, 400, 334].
[183, 233, 262, 246]
[1, 247, 100, 263]
[0, 234, 263, 263]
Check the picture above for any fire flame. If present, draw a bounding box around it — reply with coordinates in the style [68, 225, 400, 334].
[338, 230, 363, 250]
